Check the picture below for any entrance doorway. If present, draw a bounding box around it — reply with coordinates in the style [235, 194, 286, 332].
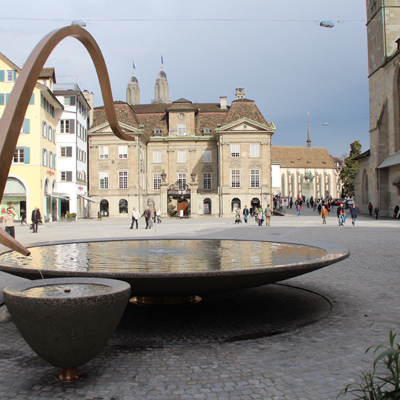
[177, 199, 188, 216]
[203, 198, 211, 214]
[251, 198, 260, 215]
[100, 199, 109, 216]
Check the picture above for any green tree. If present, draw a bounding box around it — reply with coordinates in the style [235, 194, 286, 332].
[340, 140, 362, 197]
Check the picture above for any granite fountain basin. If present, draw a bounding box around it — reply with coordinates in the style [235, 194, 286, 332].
[3, 277, 131, 381]
[0, 238, 349, 305]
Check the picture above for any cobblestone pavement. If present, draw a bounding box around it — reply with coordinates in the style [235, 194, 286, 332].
[0, 207, 399, 399]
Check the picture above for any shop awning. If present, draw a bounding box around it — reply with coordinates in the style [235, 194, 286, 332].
[46, 193, 70, 200]
[78, 194, 99, 203]
[377, 153, 400, 169]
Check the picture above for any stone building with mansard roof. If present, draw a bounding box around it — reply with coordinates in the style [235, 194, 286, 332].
[88, 69, 276, 217]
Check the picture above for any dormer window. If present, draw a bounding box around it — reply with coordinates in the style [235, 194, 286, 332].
[203, 128, 211, 135]
[178, 113, 185, 120]
[177, 123, 186, 136]
[153, 128, 161, 136]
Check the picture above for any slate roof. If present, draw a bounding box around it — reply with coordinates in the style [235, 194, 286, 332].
[39, 68, 56, 83]
[272, 146, 336, 169]
[91, 99, 273, 137]
[224, 99, 270, 127]
[92, 102, 139, 130]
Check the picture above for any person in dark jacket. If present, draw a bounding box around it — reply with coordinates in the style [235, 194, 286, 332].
[337, 203, 344, 226]
[350, 204, 358, 226]
[31, 207, 41, 233]
[142, 207, 151, 229]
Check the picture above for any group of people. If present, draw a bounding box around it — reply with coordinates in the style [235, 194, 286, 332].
[1, 204, 42, 239]
[130, 206, 161, 230]
[235, 205, 273, 226]
[367, 202, 379, 219]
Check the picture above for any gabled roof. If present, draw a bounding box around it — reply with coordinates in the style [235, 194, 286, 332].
[224, 99, 271, 127]
[0, 52, 20, 71]
[272, 146, 336, 169]
[39, 68, 56, 83]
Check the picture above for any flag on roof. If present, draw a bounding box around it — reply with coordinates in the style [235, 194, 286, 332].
[132, 60, 136, 69]
[161, 54, 164, 65]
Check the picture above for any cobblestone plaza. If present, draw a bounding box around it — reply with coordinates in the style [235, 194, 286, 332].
[0, 207, 399, 399]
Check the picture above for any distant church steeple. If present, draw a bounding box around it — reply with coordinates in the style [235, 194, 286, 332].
[126, 62, 140, 105]
[151, 59, 171, 104]
[306, 112, 311, 148]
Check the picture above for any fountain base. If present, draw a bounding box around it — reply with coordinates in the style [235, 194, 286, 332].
[55, 367, 85, 382]
[130, 295, 202, 307]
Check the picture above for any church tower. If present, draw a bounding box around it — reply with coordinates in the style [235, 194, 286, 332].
[366, 0, 400, 75]
[126, 74, 140, 106]
[151, 69, 171, 104]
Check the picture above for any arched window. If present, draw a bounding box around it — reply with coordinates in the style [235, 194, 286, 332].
[119, 199, 128, 214]
[362, 170, 369, 204]
[42, 121, 47, 138]
[231, 198, 241, 212]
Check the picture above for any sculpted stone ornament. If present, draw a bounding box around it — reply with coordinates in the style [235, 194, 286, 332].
[0, 25, 135, 255]
[304, 171, 314, 182]
[161, 169, 167, 182]
[191, 171, 196, 182]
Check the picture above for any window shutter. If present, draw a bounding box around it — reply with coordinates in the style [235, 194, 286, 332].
[23, 119, 30, 134]
[66, 147, 72, 157]
[66, 171, 72, 182]
[0, 70, 4, 81]
[6, 93, 10, 104]
[70, 96, 76, 106]
[69, 119, 75, 133]
[24, 147, 30, 164]
[13, 70, 17, 81]
[29, 93, 35, 105]
[0, 94, 4, 105]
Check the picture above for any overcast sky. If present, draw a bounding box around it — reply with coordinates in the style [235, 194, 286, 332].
[1, 0, 368, 158]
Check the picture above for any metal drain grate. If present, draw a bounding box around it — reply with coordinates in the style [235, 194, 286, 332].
[0, 350, 22, 359]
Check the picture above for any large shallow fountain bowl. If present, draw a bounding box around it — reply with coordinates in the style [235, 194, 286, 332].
[3, 277, 131, 381]
[0, 238, 349, 305]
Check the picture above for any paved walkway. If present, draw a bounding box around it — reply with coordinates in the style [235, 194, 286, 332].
[0, 207, 399, 399]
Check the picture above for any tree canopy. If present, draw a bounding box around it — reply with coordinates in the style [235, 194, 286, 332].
[339, 140, 362, 197]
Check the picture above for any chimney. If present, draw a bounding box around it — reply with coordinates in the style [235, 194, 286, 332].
[235, 88, 245, 100]
[220, 96, 227, 109]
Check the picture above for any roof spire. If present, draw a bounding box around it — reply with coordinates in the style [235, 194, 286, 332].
[307, 112, 311, 148]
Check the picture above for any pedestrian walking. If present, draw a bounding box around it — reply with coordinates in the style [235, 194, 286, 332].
[2, 207, 16, 238]
[31, 207, 41, 233]
[289, 198, 293, 209]
[243, 206, 249, 223]
[156, 208, 162, 223]
[337, 203, 344, 226]
[296, 204, 301, 216]
[254, 207, 258, 223]
[374, 206, 379, 219]
[20, 209, 28, 226]
[264, 204, 272, 226]
[321, 206, 328, 224]
[235, 207, 241, 224]
[350, 204, 358, 225]
[130, 206, 140, 229]
[368, 202, 373, 217]
[257, 207, 264, 226]
[179, 209, 184, 219]
[142, 206, 151, 229]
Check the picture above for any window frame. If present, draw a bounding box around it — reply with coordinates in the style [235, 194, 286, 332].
[203, 173, 212, 190]
[13, 148, 24, 164]
[250, 169, 260, 188]
[231, 169, 241, 188]
[177, 150, 187, 163]
[99, 172, 109, 189]
[153, 173, 162, 190]
[153, 150, 162, 163]
[118, 171, 128, 189]
[203, 150, 212, 163]
[231, 144, 240, 158]
[177, 123, 187, 136]
[250, 144, 260, 158]
[99, 146, 109, 159]
[118, 145, 128, 159]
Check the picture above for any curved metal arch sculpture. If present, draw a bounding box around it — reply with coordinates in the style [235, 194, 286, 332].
[0, 25, 135, 255]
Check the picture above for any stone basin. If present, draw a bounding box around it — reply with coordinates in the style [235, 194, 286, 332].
[3, 277, 131, 381]
[0, 239, 349, 305]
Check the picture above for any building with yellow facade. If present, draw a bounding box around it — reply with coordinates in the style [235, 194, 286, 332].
[0, 53, 63, 223]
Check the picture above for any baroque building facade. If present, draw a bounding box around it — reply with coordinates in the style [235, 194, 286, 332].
[88, 70, 276, 217]
[354, 0, 400, 216]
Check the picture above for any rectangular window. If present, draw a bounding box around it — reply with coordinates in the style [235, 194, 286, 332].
[118, 171, 128, 189]
[178, 173, 187, 189]
[178, 150, 186, 163]
[154, 174, 162, 190]
[60, 146, 72, 157]
[118, 146, 128, 159]
[0, 93, 4, 105]
[231, 144, 240, 157]
[203, 150, 212, 163]
[13, 148, 24, 164]
[60, 171, 72, 182]
[231, 170, 241, 188]
[250, 144, 260, 158]
[250, 169, 260, 188]
[99, 146, 109, 159]
[21, 119, 30, 134]
[99, 172, 109, 189]
[177, 123, 186, 136]
[60, 120, 69, 133]
[203, 173, 212, 190]
[153, 150, 162, 163]
[6, 70, 14, 82]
